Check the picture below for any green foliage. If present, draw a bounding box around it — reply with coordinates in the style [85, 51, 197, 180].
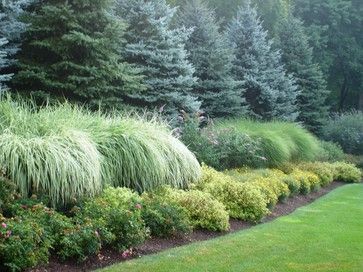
[115, 0, 199, 119]
[0, 175, 16, 213]
[12, 0, 143, 108]
[332, 162, 362, 183]
[0, 99, 201, 206]
[197, 165, 269, 222]
[322, 111, 363, 155]
[0, 214, 52, 272]
[294, 0, 362, 111]
[180, 116, 263, 170]
[176, 0, 242, 117]
[79, 187, 147, 252]
[227, 2, 298, 121]
[297, 162, 334, 186]
[141, 191, 192, 238]
[160, 187, 230, 232]
[217, 119, 320, 167]
[0, 0, 33, 90]
[275, 14, 330, 134]
[316, 141, 345, 163]
[290, 169, 320, 194]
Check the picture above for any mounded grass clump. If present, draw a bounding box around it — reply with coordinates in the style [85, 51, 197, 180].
[217, 119, 320, 167]
[0, 98, 201, 206]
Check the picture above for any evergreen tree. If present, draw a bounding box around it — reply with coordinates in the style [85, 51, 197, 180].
[276, 15, 330, 133]
[294, 0, 362, 111]
[176, 0, 245, 117]
[226, 1, 298, 121]
[0, 38, 12, 91]
[12, 0, 143, 108]
[115, 0, 199, 119]
[0, 0, 33, 90]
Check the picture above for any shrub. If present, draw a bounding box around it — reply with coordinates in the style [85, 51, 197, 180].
[316, 141, 345, 162]
[344, 154, 363, 169]
[0, 99, 201, 206]
[217, 119, 320, 167]
[79, 187, 147, 251]
[56, 219, 104, 262]
[0, 214, 52, 272]
[322, 111, 363, 155]
[298, 162, 334, 186]
[141, 192, 192, 238]
[332, 162, 361, 183]
[8, 201, 114, 263]
[160, 187, 230, 232]
[281, 175, 301, 196]
[180, 119, 263, 170]
[0, 176, 16, 214]
[226, 169, 290, 208]
[290, 170, 320, 194]
[197, 166, 269, 222]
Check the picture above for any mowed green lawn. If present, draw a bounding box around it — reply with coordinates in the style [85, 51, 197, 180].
[100, 184, 363, 272]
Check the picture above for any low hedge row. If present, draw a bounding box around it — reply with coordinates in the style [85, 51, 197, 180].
[0, 162, 361, 271]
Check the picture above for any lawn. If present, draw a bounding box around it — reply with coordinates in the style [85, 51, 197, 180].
[99, 184, 363, 272]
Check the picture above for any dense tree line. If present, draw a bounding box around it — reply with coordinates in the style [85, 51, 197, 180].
[0, 0, 361, 132]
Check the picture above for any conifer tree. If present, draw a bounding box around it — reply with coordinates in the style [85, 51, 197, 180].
[115, 0, 199, 119]
[12, 0, 143, 108]
[227, 1, 298, 121]
[276, 15, 330, 133]
[0, 0, 33, 90]
[176, 0, 245, 117]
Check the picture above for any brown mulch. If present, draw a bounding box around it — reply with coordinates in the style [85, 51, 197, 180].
[29, 181, 345, 272]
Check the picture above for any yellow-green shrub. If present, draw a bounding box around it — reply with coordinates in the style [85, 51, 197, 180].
[332, 162, 362, 183]
[298, 162, 334, 186]
[290, 170, 320, 195]
[197, 166, 269, 222]
[161, 187, 230, 232]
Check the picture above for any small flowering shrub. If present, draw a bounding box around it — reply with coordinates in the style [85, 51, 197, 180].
[57, 219, 105, 262]
[0, 214, 52, 272]
[298, 162, 334, 186]
[79, 187, 148, 251]
[332, 162, 361, 183]
[141, 192, 192, 237]
[198, 165, 269, 222]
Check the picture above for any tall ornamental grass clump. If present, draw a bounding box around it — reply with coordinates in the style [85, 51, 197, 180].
[217, 119, 320, 167]
[0, 99, 201, 206]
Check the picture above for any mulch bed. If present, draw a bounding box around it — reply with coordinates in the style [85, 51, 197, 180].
[29, 181, 344, 272]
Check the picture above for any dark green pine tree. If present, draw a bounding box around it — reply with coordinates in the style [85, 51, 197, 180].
[176, 0, 245, 117]
[227, 1, 298, 121]
[115, 0, 200, 120]
[276, 14, 330, 134]
[12, 0, 143, 108]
